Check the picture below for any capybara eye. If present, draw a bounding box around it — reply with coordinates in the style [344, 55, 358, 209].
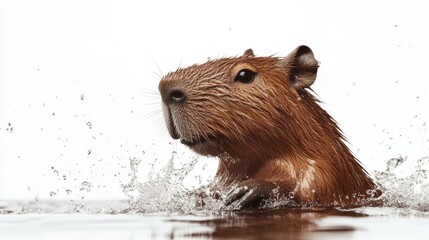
[234, 69, 256, 83]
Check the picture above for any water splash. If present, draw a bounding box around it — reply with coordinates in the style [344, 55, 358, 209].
[120, 152, 429, 214]
[374, 156, 429, 211]
[119, 152, 298, 213]
[121, 152, 222, 215]
[3, 147, 428, 215]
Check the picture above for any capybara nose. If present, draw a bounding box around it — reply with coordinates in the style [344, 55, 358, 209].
[159, 84, 187, 104]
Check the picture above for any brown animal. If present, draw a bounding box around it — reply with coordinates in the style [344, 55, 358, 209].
[158, 46, 378, 208]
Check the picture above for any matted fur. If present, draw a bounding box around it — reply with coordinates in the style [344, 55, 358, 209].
[159, 46, 378, 207]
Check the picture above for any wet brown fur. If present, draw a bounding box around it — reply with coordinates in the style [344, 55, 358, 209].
[158, 46, 378, 207]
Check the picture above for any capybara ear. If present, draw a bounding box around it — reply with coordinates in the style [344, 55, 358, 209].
[242, 49, 255, 58]
[282, 45, 319, 89]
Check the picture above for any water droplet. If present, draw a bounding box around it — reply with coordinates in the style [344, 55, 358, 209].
[6, 123, 13, 133]
[80, 181, 92, 192]
[51, 166, 59, 176]
[387, 157, 405, 172]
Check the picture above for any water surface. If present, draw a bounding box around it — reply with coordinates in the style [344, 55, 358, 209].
[1, 200, 429, 240]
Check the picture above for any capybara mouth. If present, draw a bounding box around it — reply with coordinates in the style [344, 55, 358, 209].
[179, 135, 220, 156]
[180, 135, 216, 147]
[180, 137, 207, 147]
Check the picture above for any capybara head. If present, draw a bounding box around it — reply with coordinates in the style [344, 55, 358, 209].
[158, 46, 320, 162]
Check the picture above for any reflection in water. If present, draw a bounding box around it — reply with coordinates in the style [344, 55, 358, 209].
[2, 201, 429, 239]
[0, 202, 368, 240]
[169, 208, 364, 239]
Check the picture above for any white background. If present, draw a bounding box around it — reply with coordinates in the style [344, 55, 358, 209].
[0, 0, 428, 200]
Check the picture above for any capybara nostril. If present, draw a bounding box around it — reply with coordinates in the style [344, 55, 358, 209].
[158, 83, 187, 104]
[169, 88, 186, 103]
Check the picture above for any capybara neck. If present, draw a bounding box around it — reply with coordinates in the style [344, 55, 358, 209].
[158, 46, 378, 207]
